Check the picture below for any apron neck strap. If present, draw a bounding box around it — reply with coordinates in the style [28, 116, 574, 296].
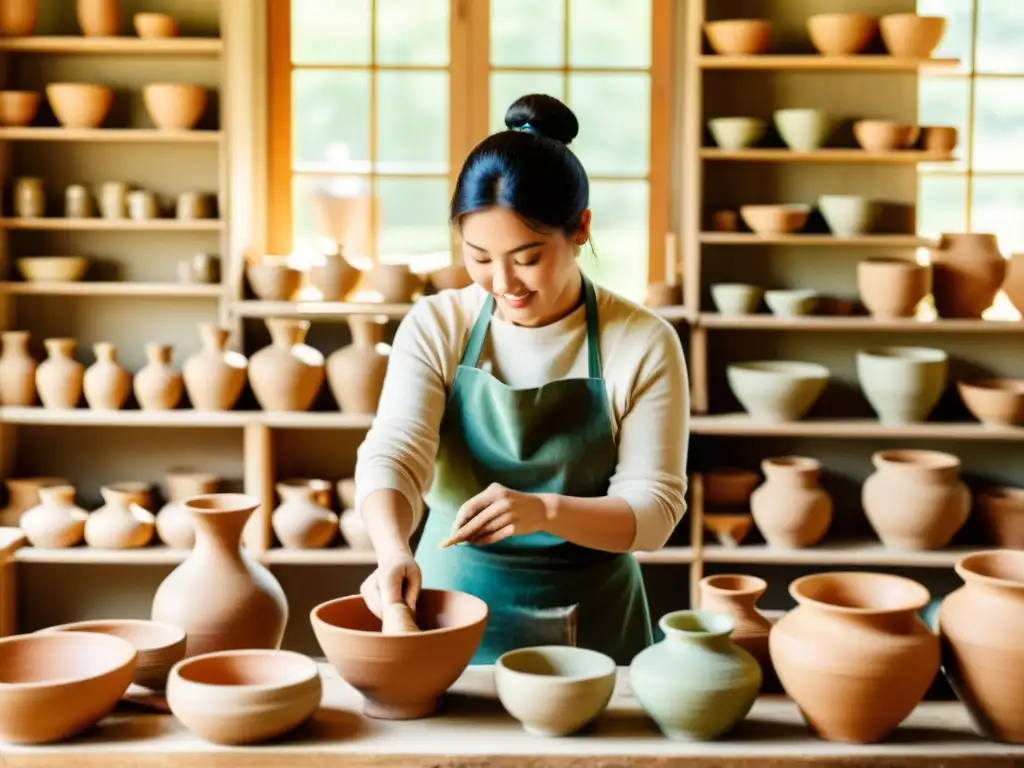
[460, 274, 603, 379]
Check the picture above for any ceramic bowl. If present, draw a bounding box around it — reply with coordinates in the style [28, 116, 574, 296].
[708, 117, 766, 150]
[853, 120, 921, 152]
[856, 347, 948, 425]
[773, 109, 835, 152]
[142, 83, 208, 130]
[703, 514, 755, 547]
[818, 195, 880, 238]
[246, 262, 302, 300]
[311, 589, 488, 719]
[133, 12, 179, 38]
[167, 649, 322, 745]
[765, 289, 819, 317]
[879, 14, 946, 58]
[957, 379, 1024, 427]
[0, 91, 40, 127]
[703, 468, 761, 507]
[16, 256, 89, 283]
[920, 125, 958, 153]
[703, 19, 771, 55]
[975, 487, 1024, 548]
[726, 361, 830, 422]
[857, 257, 931, 319]
[710, 283, 762, 315]
[495, 646, 616, 737]
[0, 632, 137, 744]
[807, 13, 877, 56]
[739, 204, 810, 235]
[45, 83, 113, 129]
[40, 619, 186, 691]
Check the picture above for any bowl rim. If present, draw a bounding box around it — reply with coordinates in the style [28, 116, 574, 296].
[789, 571, 931, 615]
[37, 619, 186, 651]
[957, 378, 1024, 394]
[857, 346, 948, 362]
[310, 590, 489, 638]
[728, 360, 830, 377]
[169, 648, 320, 692]
[495, 645, 615, 683]
[0, 632, 137, 689]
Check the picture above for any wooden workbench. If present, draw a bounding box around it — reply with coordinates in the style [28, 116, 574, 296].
[2, 664, 1022, 767]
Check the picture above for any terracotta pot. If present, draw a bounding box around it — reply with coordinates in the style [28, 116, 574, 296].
[771, 572, 939, 743]
[245, 262, 302, 301]
[739, 204, 810, 235]
[1003, 253, 1024, 316]
[427, 264, 473, 292]
[940, 550, 1024, 743]
[930, 233, 1005, 319]
[311, 589, 487, 719]
[35, 338, 84, 409]
[0, 330, 37, 406]
[0, 476, 68, 527]
[76, 0, 119, 36]
[152, 493, 288, 658]
[84, 482, 155, 549]
[920, 125, 958, 153]
[975, 487, 1024, 549]
[167, 649, 321, 745]
[249, 319, 324, 411]
[879, 13, 946, 58]
[856, 346, 948, 425]
[0, 91, 41, 127]
[20, 484, 87, 549]
[133, 12, 178, 38]
[309, 252, 360, 301]
[726, 361, 829, 422]
[698, 575, 775, 688]
[0, 632, 136, 745]
[861, 449, 970, 550]
[182, 323, 247, 411]
[327, 315, 388, 413]
[857, 257, 931, 318]
[0, 0, 37, 35]
[134, 343, 183, 411]
[155, 471, 220, 549]
[957, 379, 1024, 427]
[142, 83, 207, 130]
[807, 12, 877, 55]
[45, 83, 113, 129]
[750, 456, 832, 548]
[272, 478, 338, 549]
[703, 468, 760, 507]
[703, 19, 771, 55]
[853, 120, 920, 152]
[368, 263, 423, 303]
[83, 341, 131, 410]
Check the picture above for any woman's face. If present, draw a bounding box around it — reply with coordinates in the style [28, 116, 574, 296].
[459, 206, 591, 327]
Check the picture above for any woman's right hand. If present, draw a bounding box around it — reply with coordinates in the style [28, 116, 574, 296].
[360, 549, 422, 619]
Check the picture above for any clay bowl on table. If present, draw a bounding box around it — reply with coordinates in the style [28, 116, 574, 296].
[16, 256, 89, 283]
[879, 14, 947, 58]
[311, 588, 488, 720]
[739, 204, 810, 236]
[853, 119, 921, 152]
[726, 361, 830, 422]
[704, 467, 760, 507]
[710, 283, 762, 315]
[975, 487, 1024, 548]
[45, 83, 113, 129]
[166, 649, 322, 745]
[246, 262, 302, 300]
[707, 117, 766, 150]
[773, 109, 835, 152]
[957, 379, 1024, 427]
[703, 19, 771, 56]
[807, 13, 878, 56]
[134, 12, 179, 38]
[143, 83, 208, 130]
[0, 91, 40, 126]
[857, 257, 931, 319]
[765, 289, 818, 318]
[495, 646, 616, 737]
[0, 632, 137, 744]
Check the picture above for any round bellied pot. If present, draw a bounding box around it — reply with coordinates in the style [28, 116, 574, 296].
[272, 478, 338, 549]
[326, 315, 389, 414]
[698, 575, 776, 690]
[134, 343, 183, 410]
[19, 484, 87, 549]
[83, 482, 155, 549]
[154, 471, 220, 549]
[82, 342, 131, 410]
[749, 456, 832, 548]
[0, 330, 37, 406]
[769, 571, 940, 743]
[181, 323, 248, 411]
[929, 233, 1005, 319]
[35, 338, 84, 409]
[248, 319, 324, 411]
[939, 549, 1024, 743]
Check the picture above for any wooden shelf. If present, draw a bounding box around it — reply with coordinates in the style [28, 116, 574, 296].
[699, 233, 933, 247]
[235, 300, 414, 319]
[0, 128, 221, 143]
[262, 548, 379, 566]
[701, 148, 954, 163]
[14, 546, 188, 565]
[699, 315, 1023, 332]
[702, 541, 977, 568]
[691, 415, 1022, 440]
[0, 407, 253, 428]
[259, 412, 376, 430]
[698, 55, 961, 71]
[0, 218, 223, 232]
[0, 36, 222, 56]
[1, 282, 222, 298]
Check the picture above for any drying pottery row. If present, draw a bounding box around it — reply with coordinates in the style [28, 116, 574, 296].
[10, 178, 217, 222]
[1, 1, 185, 39]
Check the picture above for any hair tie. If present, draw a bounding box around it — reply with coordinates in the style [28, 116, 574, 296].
[517, 122, 540, 135]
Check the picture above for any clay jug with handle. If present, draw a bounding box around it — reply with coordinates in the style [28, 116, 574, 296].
[929, 233, 1005, 319]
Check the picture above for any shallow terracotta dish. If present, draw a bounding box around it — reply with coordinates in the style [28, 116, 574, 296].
[16, 256, 89, 283]
[45, 83, 113, 129]
[957, 379, 1024, 427]
[0, 632, 137, 744]
[703, 19, 771, 56]
[311, 589, 488, 719]
[166, 649, 322, 745]
[739, 204, 810, 235]
[0, 91, 40, 126]
[807, 13, 877, 55]
[495, 646, 616, 736]
[40, 619, 186, 691]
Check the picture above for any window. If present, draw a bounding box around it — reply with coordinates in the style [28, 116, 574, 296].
[267, 0, 674, 303]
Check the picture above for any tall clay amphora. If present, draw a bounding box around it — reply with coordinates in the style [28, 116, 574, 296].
[939, 549, 1024, 743]
[35, 338, 84, 409]
[929, 233, 1005, 319]
[698, 574, 776, 690]
[326, 315, 389, 413]
[152, 493, 288, 658]
[249, 319, 324, 411]
[0, 330, 37, 406]
[181, 323, 247, 411]
[769, 571, 940, 743]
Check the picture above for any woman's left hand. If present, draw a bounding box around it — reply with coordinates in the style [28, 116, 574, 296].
[441, 484, 552, 547]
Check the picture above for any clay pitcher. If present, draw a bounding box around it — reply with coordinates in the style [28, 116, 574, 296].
[0, 330, 37, 406]
[35, 338, 84, 409]
[327, 315, 389, 413]
[84, 482, 155, 549]
[151, 493, 288, 657]
[749, 456, 832, 548]
[862, 449, 970, 550]
[0, 0, 38, 36]
[1, 476, 69, 527]
[134, 343, 183, 411]
[272, 479, 338, 549]
[20, 485, 87, 549]
[769, 571, 939, 743]
[182, 323, 247, 411]
[939, 549, 1024, 743]
[83, 342, 131, 410]
[698, 574, 776, 690]
[76, 0, 120, 36]
[249, 319, 324, 411]
[929, 233, 1005, 319]
[155, 471, 220, 549]
[1003, 253, 1024, 317]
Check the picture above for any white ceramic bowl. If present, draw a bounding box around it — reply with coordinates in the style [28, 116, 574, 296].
[765, 289, 818, 317]
[818, 195, 880, 237]
[727, 361, 830, 422]
[711, 283, 763, 315]
[16, 256, 89, 282]
[773, 109, 835, 152]
[708, 117, 766, 150]
[856, 347, 948, 425]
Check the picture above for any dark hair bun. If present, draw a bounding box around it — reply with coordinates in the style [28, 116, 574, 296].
[504, 94, 579, 145]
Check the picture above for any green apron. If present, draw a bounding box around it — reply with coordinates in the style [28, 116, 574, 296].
[416, 275, 653, 665]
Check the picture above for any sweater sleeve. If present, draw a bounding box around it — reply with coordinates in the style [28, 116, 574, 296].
[607, 315, 690, 552]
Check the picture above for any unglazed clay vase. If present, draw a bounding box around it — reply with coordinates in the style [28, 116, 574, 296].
[134, 343, 183, 411]
[939, 549, 1024, 743]
[368, 263, 423, 303]
[182, 323, 247, 411]
[930, 233, 1005, 319]
[327, 315, 388, 413]
[975, 487, 1024, 548]
[249, 319, 324, 411]
[770, 572, 939, 743]
[749, 457, 832, 548]
[155, 471, 220, 549]
[1003, 253, 1024, 316]
[698, 575, 775, 689]
[0, 331, 36, 406]
[0, 476, 68, 527]
[152, 493, 288, 658]
[20, 485, 87, 549]
[309, 251, 360, 301]
[76, 0, 120, 36]
[630, 610, 761, 741]
[856, 346, 948, 425]
[272, 478, 338, 549]
[83, 342, 131, 410]
[0, 0, 38, 36]
[862, 449, 970, 550]
[857, 258, 931, 319]
[84, 482, 155, 549]
[35, 338, 84, 409]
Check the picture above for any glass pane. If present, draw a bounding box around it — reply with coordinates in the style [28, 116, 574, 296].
[376, 72, 448, 174]
[917, 76, 970, 171]
[976, 0, 1024, 74]
[292, 0, 371, 65]
[568, 74, 650, 176]
[916, 174, 967, 238]
[489, 73, 566, 134]
[293, 71, 371, 172]
[916, 0, 973, 67]
[971, 177, 1024, 253]
[376, 0, 449, 65]
[973, 79, 1024, 171]
[490, 0, 565, 67]
[568, 0, 651, 68]
[292, 175, 373, 263]
[579, 181, 649, 303]
[377, 177, 452, 270]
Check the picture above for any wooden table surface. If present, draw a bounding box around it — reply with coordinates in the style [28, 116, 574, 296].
[2, 664, 1023, 767]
